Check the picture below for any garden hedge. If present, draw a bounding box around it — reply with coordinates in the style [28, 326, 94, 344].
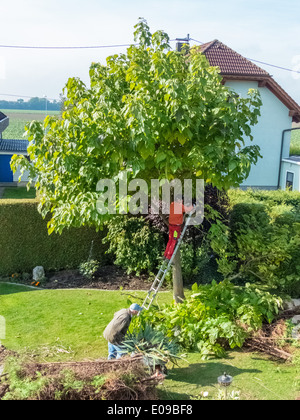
[0, 199, 108, 276]
[228, 188, 300, 208]
[224, 192, 300, 297]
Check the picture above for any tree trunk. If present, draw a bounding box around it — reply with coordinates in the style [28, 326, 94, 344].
[172, 251, 185, 303]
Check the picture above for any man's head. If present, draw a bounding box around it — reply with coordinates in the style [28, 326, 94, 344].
[129, 303, 143, 316]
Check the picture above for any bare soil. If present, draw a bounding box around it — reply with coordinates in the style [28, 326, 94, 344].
[40, 265, 167, 291]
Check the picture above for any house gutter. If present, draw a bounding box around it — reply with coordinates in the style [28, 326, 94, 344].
[277, 127, 300, 189]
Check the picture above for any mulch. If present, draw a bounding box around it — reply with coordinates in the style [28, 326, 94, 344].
[21, 355, 145, 379]
[41, 265, 163, 291]
[245, 307, 300, 361]
[0, 352, 160, 400]
[5, 265, 170, 291]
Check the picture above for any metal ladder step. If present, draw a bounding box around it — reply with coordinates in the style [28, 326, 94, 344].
[142, 206, 196, 310]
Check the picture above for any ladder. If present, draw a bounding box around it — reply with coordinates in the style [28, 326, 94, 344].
[142, 207, 196, 310]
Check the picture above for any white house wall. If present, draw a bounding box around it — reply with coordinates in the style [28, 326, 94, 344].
[225, 80, 293, 189]
[280, 160, 300, 191]
[13, 164, 31, 184]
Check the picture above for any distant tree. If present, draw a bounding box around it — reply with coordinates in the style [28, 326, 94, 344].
[0, 98, 60, 111]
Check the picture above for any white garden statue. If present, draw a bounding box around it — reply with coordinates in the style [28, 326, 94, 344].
[32, 266, 45, 282]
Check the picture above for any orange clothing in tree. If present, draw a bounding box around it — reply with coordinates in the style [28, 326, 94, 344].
[168, 201, 193, 225]
[164, 201, 193, 260]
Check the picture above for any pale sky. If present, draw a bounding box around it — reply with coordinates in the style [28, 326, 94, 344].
[0, 0, 299, 104]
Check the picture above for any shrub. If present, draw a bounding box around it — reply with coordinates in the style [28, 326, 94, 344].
[103, 216, 164, 275]
[132, 280, 283, 358]
[180, 241, 215, 283]
[123, 323, 181, 370]
[0, 199, 107, 276]
[209, 192, 300, 296]
[78, 260, 100, 280]
[228, 188, 300, 209]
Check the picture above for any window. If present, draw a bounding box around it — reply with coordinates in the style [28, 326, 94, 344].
[286, 171, 294, 190]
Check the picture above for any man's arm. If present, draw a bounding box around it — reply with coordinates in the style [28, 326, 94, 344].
[183, 203, 193, 213]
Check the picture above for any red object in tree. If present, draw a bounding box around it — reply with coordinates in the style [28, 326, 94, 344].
[164, 201, 193, 260]
[164, 224, 181, 260]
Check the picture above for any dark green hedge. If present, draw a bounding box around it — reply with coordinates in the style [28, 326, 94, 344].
[229, 202, 270, 239]
[0, 199, 108, 276]
[226, 199, 300, 297]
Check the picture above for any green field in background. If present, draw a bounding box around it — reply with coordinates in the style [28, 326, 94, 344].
[0, 109, 60, 139]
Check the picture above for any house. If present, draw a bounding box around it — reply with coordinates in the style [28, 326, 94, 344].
[0, 112, 30, 184]
[200, 40, 300, 191]
[0, 111, 9, 138]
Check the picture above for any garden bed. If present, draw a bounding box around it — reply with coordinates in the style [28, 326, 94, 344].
[9, 265, 167, 291]
[45, 265, 162, 290]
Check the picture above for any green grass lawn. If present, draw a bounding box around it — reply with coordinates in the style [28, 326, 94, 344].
[0, 283, 299, 400]
[0, 283, 172, 360]
[2, 187, 36, 199]
[159, 351, 300, 400]
[290, 129, 300, 156]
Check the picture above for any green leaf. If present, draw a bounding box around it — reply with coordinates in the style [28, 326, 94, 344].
[156, 151, 167, 164]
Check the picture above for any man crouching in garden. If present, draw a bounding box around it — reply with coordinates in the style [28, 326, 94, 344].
[103, 303, 143, 360]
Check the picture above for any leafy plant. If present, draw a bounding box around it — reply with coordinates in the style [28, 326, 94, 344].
[2, 357, 49, 400]
[208, 198, 300, 296]
[103, 216, 164, 275]
[54, 369, 84, 400]
[11, 18, 262, 302]
[122, 323, 182, 369]
[78, 259, 100, 280]
[133, 281, 283, 359]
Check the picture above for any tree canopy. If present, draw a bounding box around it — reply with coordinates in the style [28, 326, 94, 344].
[12, 18, 262, 235]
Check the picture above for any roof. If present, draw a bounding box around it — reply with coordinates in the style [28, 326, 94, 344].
[0, 139, 28, 153]
[284, 155, 300, 164]
[201, 40, 270, 77]
[0, 111, 9, 133]
[200, 40, 300, 123]
[0, 111, 8, 121]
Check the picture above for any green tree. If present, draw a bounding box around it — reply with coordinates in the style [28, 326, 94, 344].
[12, 18, 262, 302]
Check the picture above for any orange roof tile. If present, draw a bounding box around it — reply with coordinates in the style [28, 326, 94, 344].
[200, 40, 300, 122]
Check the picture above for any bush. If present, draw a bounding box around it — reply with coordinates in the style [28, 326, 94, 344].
[180, 241, 218, 284]
[103, 216, 164, 275]
[132, 280, 283, 358]
[228, 188, 300, 209]
[229, 202, 270, 237]
[103, 215, 218, 282]
[209, 191, 300, 296]
[0, 199, 108, 276]
[78, 260, 100, 280]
